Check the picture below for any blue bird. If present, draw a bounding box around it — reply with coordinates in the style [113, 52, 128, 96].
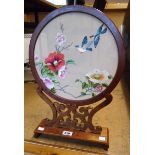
[75, 24, 107, 53]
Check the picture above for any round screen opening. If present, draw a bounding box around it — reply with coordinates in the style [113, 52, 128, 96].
[34, 12, 118, 100]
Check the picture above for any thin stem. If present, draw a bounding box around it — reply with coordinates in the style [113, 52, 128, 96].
[60, 23, 64, 33]
[74, 93, 92, 98]
[55, 84, 92, 99]
[59, 42, 73, 52]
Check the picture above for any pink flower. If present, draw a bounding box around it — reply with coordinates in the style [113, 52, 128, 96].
[41, 77, 54, 89]
[95, 85, 103, 92]
[58, 66, 67, 79]
[56, 33, 65, 46]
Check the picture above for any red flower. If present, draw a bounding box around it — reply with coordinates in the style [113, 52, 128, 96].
[45, 52, 65, 72]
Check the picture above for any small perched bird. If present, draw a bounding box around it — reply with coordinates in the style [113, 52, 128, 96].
[75, 24, 107, 53]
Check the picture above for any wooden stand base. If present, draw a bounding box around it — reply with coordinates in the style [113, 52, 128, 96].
[33, 88, 112, 151]
[34, 118, 109, 150]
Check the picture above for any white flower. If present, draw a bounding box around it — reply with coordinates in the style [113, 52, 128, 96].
[41, 77, 54, 89]
[56, 33, 66, 46]
[86, 69, 110, 84]
[58, 65, 66, 79]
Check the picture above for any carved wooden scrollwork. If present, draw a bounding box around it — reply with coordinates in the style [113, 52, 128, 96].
[37, 87, 112, 134]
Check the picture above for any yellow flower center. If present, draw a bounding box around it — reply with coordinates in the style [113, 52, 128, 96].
[91, 73, 104, 80]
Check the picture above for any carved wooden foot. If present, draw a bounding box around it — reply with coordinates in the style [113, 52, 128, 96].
[34, 119, 109, 149]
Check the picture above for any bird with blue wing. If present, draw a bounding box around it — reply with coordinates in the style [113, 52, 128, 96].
[75, 24, 107, 53]
[94, 24, 107, 48]
[75, 36, 93, 53]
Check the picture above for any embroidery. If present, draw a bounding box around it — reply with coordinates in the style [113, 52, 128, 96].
[75, 69, 113, 97]
[75, 24, 107, 53]
[35, 23, 113, 99]
[35, 23, 75, 93]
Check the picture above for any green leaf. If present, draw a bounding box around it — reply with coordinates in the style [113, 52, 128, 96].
[51, 87, 56, 93]
[102, 83, 108, 87]
[91, 83, 98, 88]
[52, 80, 60, 84]
[108, 75, 113, 79]
[82, 82, 88, 89]
[88, 81, 98, 88]
[81, 92, 86, 96]
[88, 81, 93, 86]
[85, 83, 89, 88]
[41, 65, 56, 79]
[66, 59, 75, 65]
[48, 72, 55, 77]
[92, 92, 96, 97]
[41, 65, 49, 75]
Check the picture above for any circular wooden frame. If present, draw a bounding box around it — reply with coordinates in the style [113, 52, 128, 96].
[29, 5, 125, 106]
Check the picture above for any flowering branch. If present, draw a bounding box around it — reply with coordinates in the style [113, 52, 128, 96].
[59, 42, 73, 52]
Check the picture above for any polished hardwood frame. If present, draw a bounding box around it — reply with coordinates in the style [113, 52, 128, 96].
[29, 5, 125, 105]
[29, 5, 125, 150]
